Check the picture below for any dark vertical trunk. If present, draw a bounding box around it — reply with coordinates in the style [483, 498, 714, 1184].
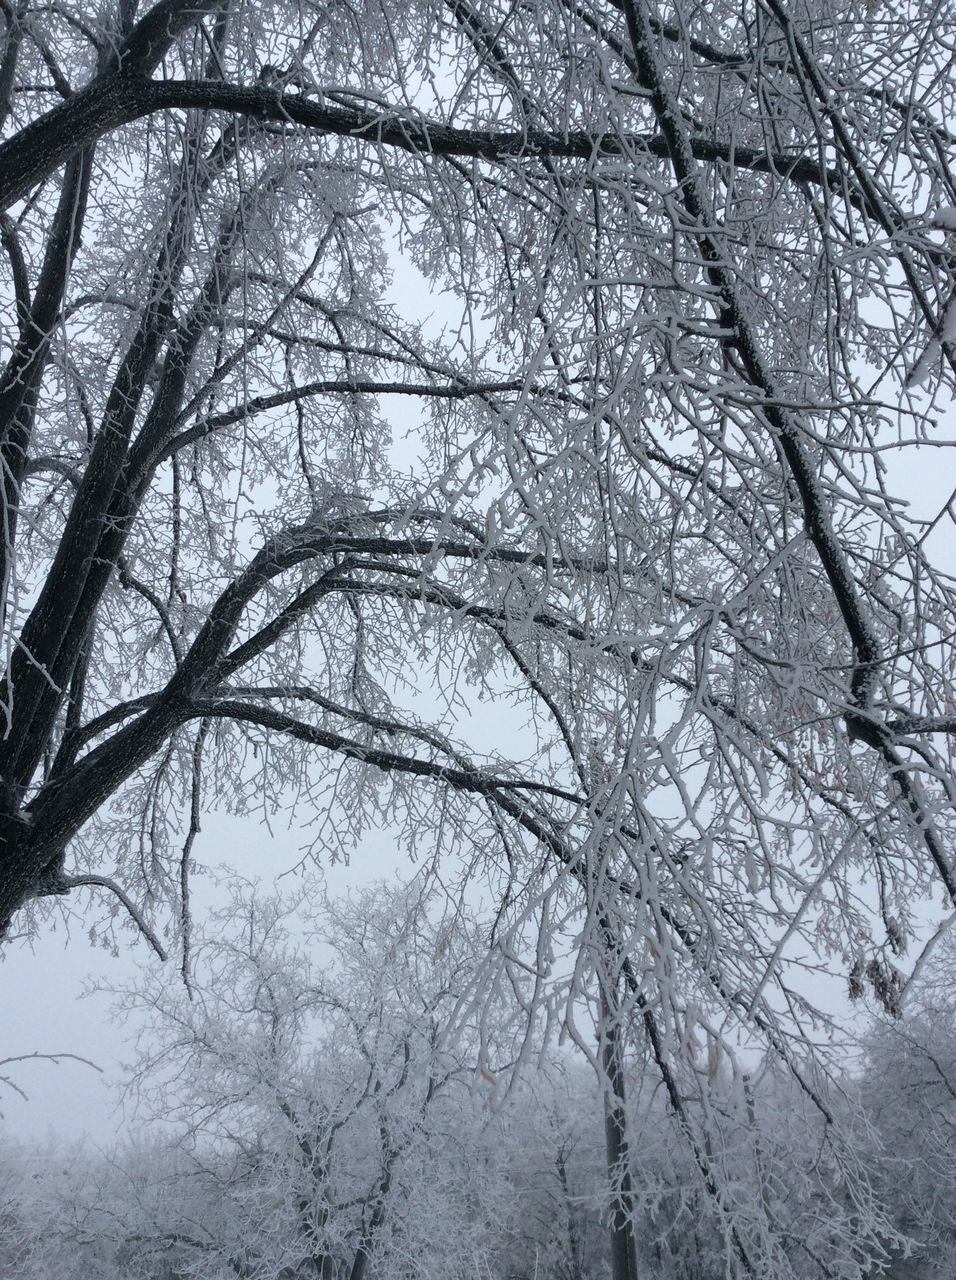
[555, 1145, 586, 1280]
[347, 1158, 392, 1280]
[601, 987, 640, 1280]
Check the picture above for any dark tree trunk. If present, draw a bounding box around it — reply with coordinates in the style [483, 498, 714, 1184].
[601, 987, 640, 1280]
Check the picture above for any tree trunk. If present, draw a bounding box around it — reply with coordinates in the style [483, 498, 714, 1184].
[601, 987, 640, 1280]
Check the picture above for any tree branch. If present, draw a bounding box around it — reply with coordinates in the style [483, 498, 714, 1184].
[0, 72, 850, 212]
[52, 871, 168, 959]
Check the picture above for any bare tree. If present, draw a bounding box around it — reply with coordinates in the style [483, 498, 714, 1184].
[858, 930, 956, 1279]
[1, 0, 956, 1268]
[98, 878, 529, 1280]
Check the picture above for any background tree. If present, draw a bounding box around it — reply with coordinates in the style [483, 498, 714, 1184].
[0, 999, 916, 1280]
[858, 931, 956, 1279]
[99, 878, 530, 1280]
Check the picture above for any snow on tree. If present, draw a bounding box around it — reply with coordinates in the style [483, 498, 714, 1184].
[94, 879, 532, 1279]
[1, 1, 955, 1271]
[857, 929, 956, 1279]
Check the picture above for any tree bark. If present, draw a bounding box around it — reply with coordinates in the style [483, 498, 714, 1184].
[601, 987, 640, 1280]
